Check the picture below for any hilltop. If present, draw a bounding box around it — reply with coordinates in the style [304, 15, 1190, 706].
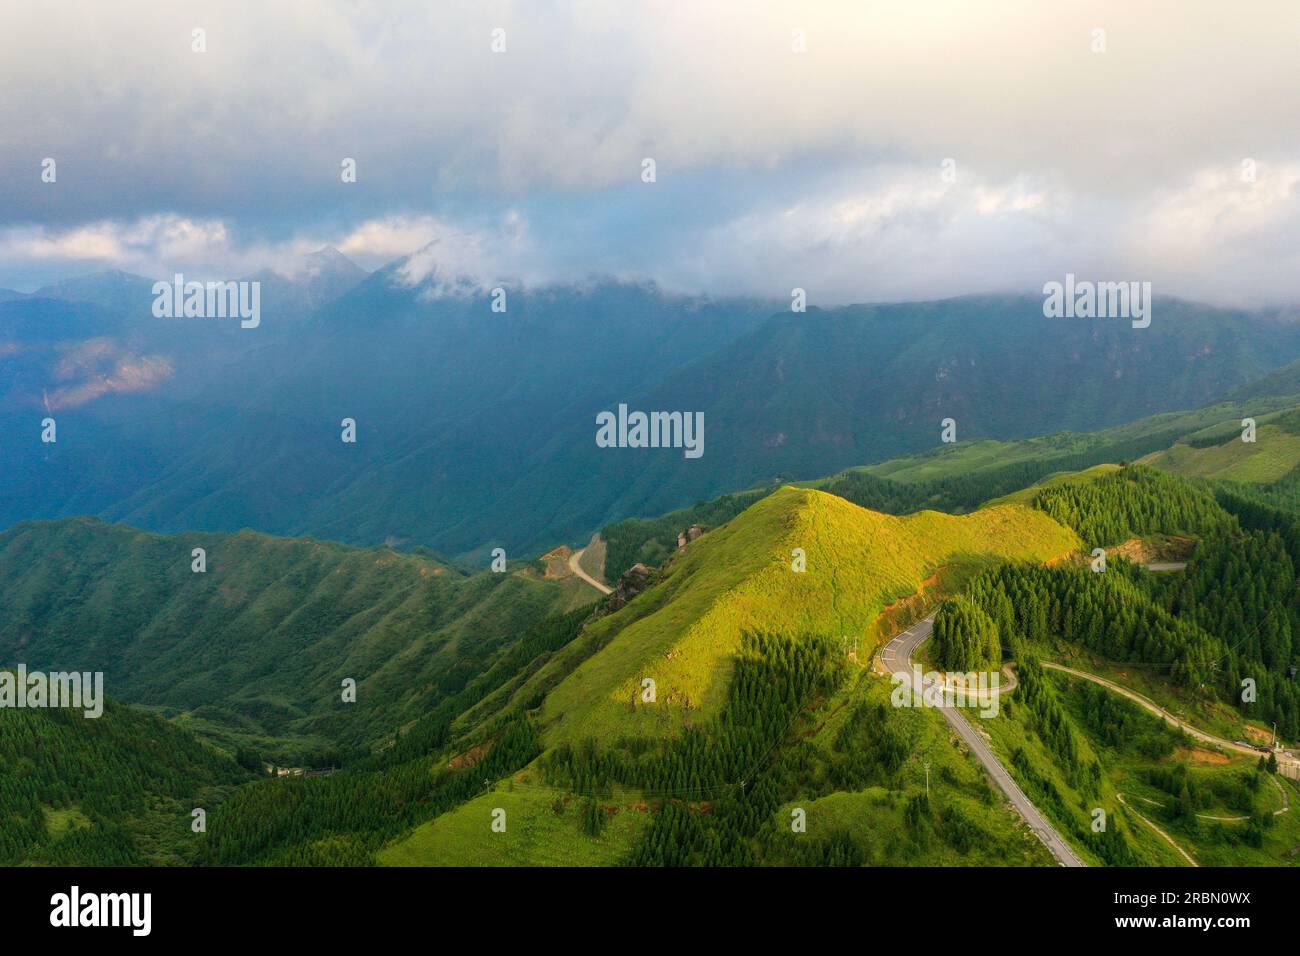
[376, 487, 1082, 867]
[489, 487, 1080, 750]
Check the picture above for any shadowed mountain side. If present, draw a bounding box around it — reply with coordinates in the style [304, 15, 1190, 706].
[4, 284, 1298, 558]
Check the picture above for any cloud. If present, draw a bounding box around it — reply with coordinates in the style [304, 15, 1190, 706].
[1125, 162, 1300, 305]
[2, 2, 1300, 302]
[336, 217, 447, 264]
[648, 164, 1085, 303]
[389, 211, 538, 294]
[0, 212, 533, 291]
[0, 215, 289, 281]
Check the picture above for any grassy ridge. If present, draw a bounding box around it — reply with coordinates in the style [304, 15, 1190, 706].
[535, 487, 1079, 750]
[599, 397, 1300, 583]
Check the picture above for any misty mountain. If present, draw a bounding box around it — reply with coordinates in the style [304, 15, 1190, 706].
[245, 245, 371, 325]
[5, 257, 1300, 557]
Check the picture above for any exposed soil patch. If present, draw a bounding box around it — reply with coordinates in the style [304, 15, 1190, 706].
[1111, 535, 1193, 564]
[448, 743, 489, 770]
[1244, 724, 1274, 745]
[872, 574, 943, 644]
[1178, 746, 1231, 766]
[538, 545, 576, 580]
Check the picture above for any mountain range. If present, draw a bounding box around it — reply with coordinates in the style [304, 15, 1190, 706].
[5, 397, 1300, 866]
[8, 250, 1300, 559]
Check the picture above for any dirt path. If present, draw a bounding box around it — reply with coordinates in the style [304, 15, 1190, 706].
[1117, 793, 1198, 866]
[568, 546, 612, 595]
[1131, 774, 1288, 821]
[1042, 662, 1288, 761]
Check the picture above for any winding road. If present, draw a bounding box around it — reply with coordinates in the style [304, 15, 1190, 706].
[1041, 662, 1298, 781]
[568, 546, 612, 595]
[879, 615, 1087, 867]
[878, 622, 1294, 867]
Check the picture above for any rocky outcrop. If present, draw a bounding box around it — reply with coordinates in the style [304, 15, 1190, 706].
[609, 562, 654, 611]
[675, 524, 704, 548]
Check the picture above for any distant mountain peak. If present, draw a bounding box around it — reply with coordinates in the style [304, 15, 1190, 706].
[259, 245, 366, 285]
[31, 269, 159, 310]
[302, 245, 363, 276]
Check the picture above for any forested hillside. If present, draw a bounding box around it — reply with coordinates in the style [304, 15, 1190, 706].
[929, 466, 1300, 740]
[0, 692, 251, 865]
[0, 517, 597, 762]
[1030, 465, 1236, 546]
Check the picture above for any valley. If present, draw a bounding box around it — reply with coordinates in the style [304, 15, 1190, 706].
[5, 285, 1300, 868]
[9, 273, 1300, 560]
[8, 2, 1299, 934]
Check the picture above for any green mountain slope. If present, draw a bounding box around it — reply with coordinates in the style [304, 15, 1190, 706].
[1138, 408, 1300, 483]
[0, 692, 251, 865]
[0, 517, 598, 761]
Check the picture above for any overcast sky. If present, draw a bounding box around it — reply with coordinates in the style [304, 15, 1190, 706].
[2, 1, 1300, 305]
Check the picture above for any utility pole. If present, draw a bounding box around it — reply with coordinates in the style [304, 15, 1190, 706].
[923, 760, 931, 797]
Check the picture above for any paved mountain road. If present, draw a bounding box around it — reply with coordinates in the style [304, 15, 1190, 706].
[879, 615, 1086, 867]
[871, 614, 1299, 866]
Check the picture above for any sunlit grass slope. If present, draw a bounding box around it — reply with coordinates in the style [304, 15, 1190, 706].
[1139, 424, 1300, 482]
[858, 397, 1300, 485]
[535, 486, 1080, 749]
[377, 787, 650, 866]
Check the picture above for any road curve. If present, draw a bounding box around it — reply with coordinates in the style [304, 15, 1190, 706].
[568, 547, 613, 595]
[1116, 793, 1198, 867]
[1042, 663, 1275, 757]
[880, 615, 1087, 867]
